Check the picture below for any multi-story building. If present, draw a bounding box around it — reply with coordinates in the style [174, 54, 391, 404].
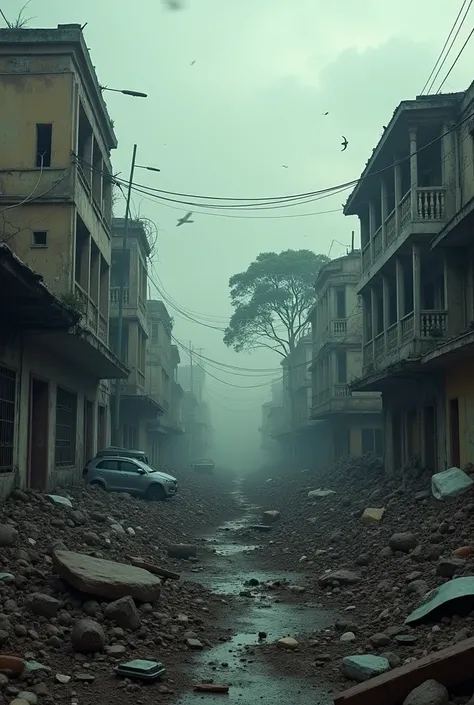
[109, 219, 165, 449]
[309, 252, 382, 460]
[0, 25, 128, 489]
[146, 300, 184, 467]
[178, 364, 212, 462]
[344, 85, 474, 473]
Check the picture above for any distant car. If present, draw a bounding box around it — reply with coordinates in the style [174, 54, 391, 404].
[83, 455, 178, 501]
[190, 458, 215, 475]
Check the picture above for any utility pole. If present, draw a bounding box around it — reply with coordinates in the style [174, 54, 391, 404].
[112, 143, 137, 446]
[188, 342, 194, 461]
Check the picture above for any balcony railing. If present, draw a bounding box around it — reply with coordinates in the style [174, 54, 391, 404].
[331, 319, 347, 335]
[361, 187, 446, 273]
[98, 313, 107, 343]
[363, 309, 448, 368]
[420, 310, 447, 337]
[75, 282, 107, 343]
[334, 384, 350, 397]
[110, 286, 130, 305]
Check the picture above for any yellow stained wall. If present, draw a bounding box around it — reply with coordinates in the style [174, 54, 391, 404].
[445, 360, 474, 467]
[349, 417, 383, 456]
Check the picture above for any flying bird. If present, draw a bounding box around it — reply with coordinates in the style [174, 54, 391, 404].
[176, 212, 194, 227]
[341, 136, 349, 151]
[190, 60, 196, 66]
[323, 111, 329, 115]
[282, 165, 288, 169]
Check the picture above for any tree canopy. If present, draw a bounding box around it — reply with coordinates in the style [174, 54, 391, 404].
[223, 249, 330, 358]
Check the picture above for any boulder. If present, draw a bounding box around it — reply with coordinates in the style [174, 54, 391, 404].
[277, 637, 299, 650]
[104, 596, 140, 631]
[369, 632, 391, 648]
[342, 654, 390, 682]
[26, 593, 60, 618]
[319, 569, 360, 587]
[52, 550, 161, 601]
[71, 619, 105, 654]
[0, 524, 18, 547]
[436, 557, 466, 578]
[402, 679, 449, 705]
[262, 510, 280, 525]
[389, 532, 417, 553]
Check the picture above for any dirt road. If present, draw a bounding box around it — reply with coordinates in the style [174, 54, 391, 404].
[176, 481, 335, 705]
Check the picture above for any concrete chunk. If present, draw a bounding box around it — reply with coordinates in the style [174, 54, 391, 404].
[52, 549, 161, 601]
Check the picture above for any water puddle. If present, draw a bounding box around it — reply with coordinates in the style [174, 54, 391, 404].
[175, 482, 334, 705]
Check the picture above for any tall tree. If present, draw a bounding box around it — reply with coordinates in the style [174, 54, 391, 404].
[224, 249, 330, 464]
[224, 249, 329, 357]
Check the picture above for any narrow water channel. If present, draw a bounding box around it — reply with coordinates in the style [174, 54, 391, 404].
[176, 483, 335, 705]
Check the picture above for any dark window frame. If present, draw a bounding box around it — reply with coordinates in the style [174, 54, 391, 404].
[36, 123, 52, 168]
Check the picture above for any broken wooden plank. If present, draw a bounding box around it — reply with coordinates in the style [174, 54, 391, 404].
[125, 555, 180, 581]
[333, 637, 474, 705]
[194, 684, 229, 693]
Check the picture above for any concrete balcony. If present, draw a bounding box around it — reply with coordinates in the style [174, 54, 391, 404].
[74, 282, 108, 345]
[311, 383, 381, 419]
[313, 318, 349, 354]
[363, 309, 448, 375]
[360, 187, 447, 288]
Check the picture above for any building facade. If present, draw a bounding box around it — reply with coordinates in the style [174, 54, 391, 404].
[146, 300, 184, 467]
[345, 85, 474, 473]
[0, 25, 128, 490]
[178, 364, 212, 462]
[309, 252, 383, 460]
[109, 220, 165, 449]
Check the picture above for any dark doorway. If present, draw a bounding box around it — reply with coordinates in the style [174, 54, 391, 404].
[84, 400, 94, 466]
[450, 398, 461, 467]
[424, 405, 437, 472]
[28, 378, 49, 490]
[98, 404, 106, 450]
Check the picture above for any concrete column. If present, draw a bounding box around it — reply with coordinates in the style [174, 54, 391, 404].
[412, 244, 421, 337]
[394, 161, 402, 233]
[370, 286, 377, 358]
[409, 127, 418, 220]
[381, 179, 387, 250]
[396, 257, 405, 345]
[382, 275, 390, 348]
[368, 201, 376, 262]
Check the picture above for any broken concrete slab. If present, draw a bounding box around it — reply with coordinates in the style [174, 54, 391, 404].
[362, 508, 385, 525]
[47, 494, 73, 508]
[431, 467, 473, 500]
[52, 550, 161, 601]
[405, 576, 474, 625]
[333, 636, 474, 705]
[342, 655, 390, 682]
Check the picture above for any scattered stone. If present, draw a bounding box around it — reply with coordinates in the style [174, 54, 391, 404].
[71, 619, 106, 654]
[277, 637, 299, 650]
[340, 632, 356, 642]
[186, 638, 203, 649]
[389, 532, 417, 553]
[362, 507, 385, 524]
[402, 679, 449, 705]
[319, 569, 360, 587]
[453, 545, 473, 557]
[55, 674, 71, 684]
[46, 494, 73, 508]
[436, 557, 466, 578]
[0, 525, 18, 547]
[0, 655, 24, 677]
[167, 544, 198, 559]
[105, 644, 126, 656]
[26, 593, 60, 618]
[431, 467, 473, 500]
[308, 489, 336, 499]
[104, 596, 140, 631]
[262, 510, 280, 525]
[369, 633, 391, 647]
[17, 694, 37, 705]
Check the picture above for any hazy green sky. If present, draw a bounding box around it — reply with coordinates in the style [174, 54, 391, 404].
[5, 0, 474, 468]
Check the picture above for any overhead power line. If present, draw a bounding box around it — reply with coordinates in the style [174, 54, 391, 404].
[420, 0, 470, 94]
[426, 0, 473, 94]
[436, 26, 474, 93]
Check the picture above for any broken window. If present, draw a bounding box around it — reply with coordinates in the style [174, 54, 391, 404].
[36, 124, 52, 168]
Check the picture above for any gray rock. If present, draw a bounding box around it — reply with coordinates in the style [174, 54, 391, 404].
[436, 557, 466, 578]
[71, 619, 105, 654]
[0, 524, 18, 547]
[407, 580, 429, 597]
[389, 532, 417, 553]
[71, 511, 87, 526]
[415, 491, 430, 502]
[90, 512, 107, 523]
[104, 596, 140, 631]
[318, 569, 360, 587]
[83, 531, 100, 546]
[27, 593, 60, 618]
[402, 679, 449, 705]
[369, 632, 391, 647]
[82, 600, 101, 617]
[11, 490, 29, 503]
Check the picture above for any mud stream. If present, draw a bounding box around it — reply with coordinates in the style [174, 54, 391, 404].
[177, 482, 335, 705]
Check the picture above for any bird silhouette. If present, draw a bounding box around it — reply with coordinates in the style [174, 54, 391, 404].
[341, 136, 349, 151]
[176, 212, 194, 227]
[282, 165, 288, 169]
[190, 60, 196, 66]
[323, 111, 329, 115]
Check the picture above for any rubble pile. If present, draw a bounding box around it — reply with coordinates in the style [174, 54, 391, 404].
[242, 457, 474, 697]
[0, 469, 236, 704]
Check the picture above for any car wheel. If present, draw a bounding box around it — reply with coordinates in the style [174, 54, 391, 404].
[146, 484, 166, 501]
[89, 480, 106, 491]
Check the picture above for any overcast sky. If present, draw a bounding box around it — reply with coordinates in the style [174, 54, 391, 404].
[6, 0, 474, 468]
